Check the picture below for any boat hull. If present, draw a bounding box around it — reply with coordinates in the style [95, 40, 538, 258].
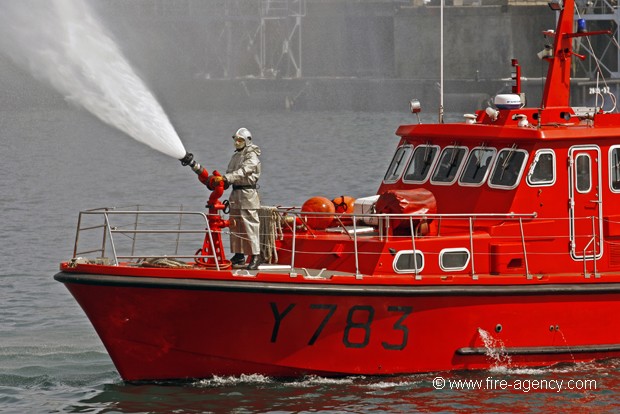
[55, 272, 620, 381]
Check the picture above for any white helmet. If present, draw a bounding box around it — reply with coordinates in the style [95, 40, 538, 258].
[233, 127, 252, 142]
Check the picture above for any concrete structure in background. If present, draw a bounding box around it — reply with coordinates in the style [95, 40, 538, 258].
[2, 0, 618, 112]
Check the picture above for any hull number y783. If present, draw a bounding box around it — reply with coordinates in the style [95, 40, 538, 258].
[270, 303, 413, 350]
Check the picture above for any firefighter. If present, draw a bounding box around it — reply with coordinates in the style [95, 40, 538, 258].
[216, 127, 262, 270]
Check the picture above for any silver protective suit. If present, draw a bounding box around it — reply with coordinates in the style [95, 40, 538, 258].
[224, 142, 261, 255]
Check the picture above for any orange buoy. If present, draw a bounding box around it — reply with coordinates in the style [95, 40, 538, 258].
[301, 196, 335, 230]
[332, 195, 355, 214]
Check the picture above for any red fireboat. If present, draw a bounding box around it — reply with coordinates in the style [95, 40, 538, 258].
[56, 0, 620, 382]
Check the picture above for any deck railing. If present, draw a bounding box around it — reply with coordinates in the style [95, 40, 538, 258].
[273, 208, 539, 279]
[69, 206, 603, 279]
[72, 207, 223, 268]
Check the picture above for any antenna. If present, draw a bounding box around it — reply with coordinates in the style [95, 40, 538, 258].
[439, 0, 444, 123]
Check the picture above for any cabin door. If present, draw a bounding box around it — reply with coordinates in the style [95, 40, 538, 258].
[568, 146, 603, 260]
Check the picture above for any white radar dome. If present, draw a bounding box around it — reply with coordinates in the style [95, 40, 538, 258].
[494, 94, 523, 110]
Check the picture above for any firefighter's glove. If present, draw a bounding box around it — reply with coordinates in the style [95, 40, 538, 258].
[206, 175, 223, 191]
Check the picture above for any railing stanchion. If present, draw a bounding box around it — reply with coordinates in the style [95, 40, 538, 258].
[174, 205, 183, 256]
[353, 219, 362, 279]
[290, 215, 297, 277]
[104, 211, 119, 265]
[519, 217, 531, 280]
[203, 213, 220, 271]
[131, 205, 140, 257]
[409, 217, 420, 280]
[593, 215, 600, 278]
[73, 212, 83, 259]
[469, 217, 477, 280]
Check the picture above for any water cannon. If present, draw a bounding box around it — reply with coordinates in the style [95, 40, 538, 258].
[180, 152, 210, 186]
[179, 151, 231, 268]
[180, 151, 228, 195]
[180, 152, 195, 167]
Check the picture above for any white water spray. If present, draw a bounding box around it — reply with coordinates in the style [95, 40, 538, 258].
[0, 0, 186, 159]
[478, 328, 512, 369]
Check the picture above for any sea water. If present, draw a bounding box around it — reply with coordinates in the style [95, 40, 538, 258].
[0, 0, 617, 412]
[1, 108, 619, 413]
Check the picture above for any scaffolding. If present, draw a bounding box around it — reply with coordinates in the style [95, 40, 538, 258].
[202, 0, 305, 79]
[574, 0, 620, 79]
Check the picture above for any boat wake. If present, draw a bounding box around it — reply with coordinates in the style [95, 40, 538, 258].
[186, 360, 616, 391]
[194, 373, 274, 388]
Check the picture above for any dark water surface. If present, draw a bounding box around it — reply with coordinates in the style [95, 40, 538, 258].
[1, 109, 619, 413]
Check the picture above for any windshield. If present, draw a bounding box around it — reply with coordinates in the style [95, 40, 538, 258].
[489, 147, 528, 188]
[431, 146, 468, 184]
[384, 145, 413, 182]
[403, 145, 439, 183]
[459, 147, 496, 185]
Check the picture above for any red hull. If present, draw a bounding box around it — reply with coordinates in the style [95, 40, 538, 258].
[56, 270, 620, 381]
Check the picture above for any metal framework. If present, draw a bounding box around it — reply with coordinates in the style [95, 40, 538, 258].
[203, 0, 305, 79]
[574, 0, 620, 79]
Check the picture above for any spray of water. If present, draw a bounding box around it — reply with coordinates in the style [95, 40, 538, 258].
[0, 0, 186, 159]
[478, 328, 512, 369]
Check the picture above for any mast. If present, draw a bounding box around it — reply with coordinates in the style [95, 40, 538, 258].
[541, 0, 611, 108]
[541, 0, 575, 108]
[439, 0, 444, 122]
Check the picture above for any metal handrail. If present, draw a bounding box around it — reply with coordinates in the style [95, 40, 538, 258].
[72, 206, 603, 282]
[72, 208, 214, 266]
[582, 216, 601, 279]
[274, 207, 539, 279]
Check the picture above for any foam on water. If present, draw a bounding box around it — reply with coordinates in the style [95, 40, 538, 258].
[0, 0, 186, 159]
[194, 374, 274, 388]
[364, 379, 421, 389]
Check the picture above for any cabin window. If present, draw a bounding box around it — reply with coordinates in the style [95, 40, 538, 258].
[610, 146, 620, 192]
[459, 147, 496, 186]
[384, 145, 413, 183]
[575, 153, 591, 193]
[439, 248, 470, 271]
[430, 146, 468, 185]
[393, 250, 424, 274]
[527, 149, 555, 186]
[488, 147, 529, 189]
[403, 145, 440, 183]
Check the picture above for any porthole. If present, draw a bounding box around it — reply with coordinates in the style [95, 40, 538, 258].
[439, 248, 470, 271]
[393, 250, 425, 274]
